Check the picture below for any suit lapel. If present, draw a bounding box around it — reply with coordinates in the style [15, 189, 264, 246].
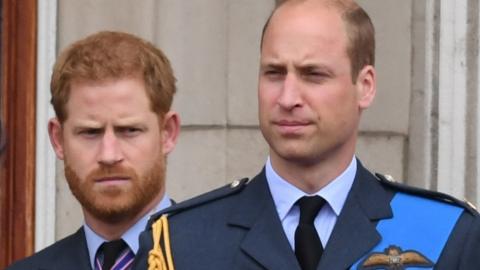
[318, 197, 380, 269]
[40, 228, 92, 270]
[228, 171, 300, 270]
[318, 162, 394, 270]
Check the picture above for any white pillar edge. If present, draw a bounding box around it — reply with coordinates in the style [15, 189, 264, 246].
[422, 0, 435, 188]
[477, 3, 480, 206]
[437, 0, 467, 197]
[35, 0, 58, 251]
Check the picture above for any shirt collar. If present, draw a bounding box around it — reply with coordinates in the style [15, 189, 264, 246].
[84, 194, 172, 269]
[266, 156, 356, 221]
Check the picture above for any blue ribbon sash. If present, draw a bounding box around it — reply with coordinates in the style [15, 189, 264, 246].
[351, 192, 463, 270]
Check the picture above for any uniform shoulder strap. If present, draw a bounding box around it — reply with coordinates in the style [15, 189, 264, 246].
[375, 173, 478, 216]
[146, 177, 250, 270]
[148, 177, 249, 225]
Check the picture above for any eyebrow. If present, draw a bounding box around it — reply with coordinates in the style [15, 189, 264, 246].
[299, 64, 334, 73]
[261, 61, 334, 74]
[71, 123, 149, 135]
[114, 123, 148, 130]
[71, 121, 103, 128]
[260, 62, 285, 69]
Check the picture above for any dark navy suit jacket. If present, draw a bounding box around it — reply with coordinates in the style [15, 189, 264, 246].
[6, 228, 93, 270]
[133, 163, 480, 270]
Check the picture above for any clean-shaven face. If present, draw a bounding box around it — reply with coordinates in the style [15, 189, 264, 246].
[258, 2, 366, 167]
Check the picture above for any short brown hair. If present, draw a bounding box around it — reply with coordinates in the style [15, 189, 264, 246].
[261, 0, 375, 82]
[51, 31, 176, 122]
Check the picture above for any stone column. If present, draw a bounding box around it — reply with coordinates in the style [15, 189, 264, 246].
[35, 0, 58, 252]
[409, 0, 480, 205]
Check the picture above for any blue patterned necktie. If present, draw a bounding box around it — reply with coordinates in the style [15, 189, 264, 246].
[95, 239, 135, 270]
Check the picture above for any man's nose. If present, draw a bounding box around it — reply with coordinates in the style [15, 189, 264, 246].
[277, 73, 303, 110]
[97, 130, 123, 166]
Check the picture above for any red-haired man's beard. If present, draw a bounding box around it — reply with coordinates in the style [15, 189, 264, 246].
[64, 158, 165, 224]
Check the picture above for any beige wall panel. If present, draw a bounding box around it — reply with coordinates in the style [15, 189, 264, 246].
[154, 0, 228, 126]
[356, 134, 406, 182]
[358, 0, 412, 134]
[55, 162, 82, 239]
[226, 129, 269, 181]
[227, 0, 275, 126]
[57, 0, 157, 49]
[166, 129, 227, 201]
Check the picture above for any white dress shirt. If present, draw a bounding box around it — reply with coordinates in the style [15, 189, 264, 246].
[266, 156, 356, 249]
[84, 194, 172, 269]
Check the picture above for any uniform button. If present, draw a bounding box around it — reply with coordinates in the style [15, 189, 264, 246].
[384, 174, 396, 182]
[465, 199, 478, 211]
[230, 180, 240, 188]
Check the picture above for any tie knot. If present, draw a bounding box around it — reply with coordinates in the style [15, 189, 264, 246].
[100, 239, 128, 270]
[297, 196, 326, 224]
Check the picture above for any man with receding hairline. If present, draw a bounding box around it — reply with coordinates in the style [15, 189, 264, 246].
[134, 1, 480, 269]
[8, 31, 181, 270]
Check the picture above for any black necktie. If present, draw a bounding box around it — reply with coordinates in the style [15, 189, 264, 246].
[99, 239, 127, 270]
[295, 196, 326, 270]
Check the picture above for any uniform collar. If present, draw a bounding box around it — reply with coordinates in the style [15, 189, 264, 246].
[84, 194, 172, 269]
[266, 156, 356, 221]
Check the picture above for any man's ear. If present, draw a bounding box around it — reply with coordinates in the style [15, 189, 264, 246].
[48, 118, 65, 160]
[161, 111, 180, 155]
[355, 65, 376, 110]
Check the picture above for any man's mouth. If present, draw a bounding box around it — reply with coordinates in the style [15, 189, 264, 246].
[273, 119, 311, 134]
[94, 176, 130, 184]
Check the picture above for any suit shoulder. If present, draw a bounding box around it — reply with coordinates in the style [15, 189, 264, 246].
[6, 230, 82, 269]
[149, 177, 250, 224]
[6, 242, 58, 269]
[375, 173, 478, 216]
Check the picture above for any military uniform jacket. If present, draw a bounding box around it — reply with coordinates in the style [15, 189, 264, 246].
[133, 162, 480, 270]
[6, 228, 93, 270]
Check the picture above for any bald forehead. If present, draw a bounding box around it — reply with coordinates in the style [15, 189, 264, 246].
[266, 0, 347, 37]
[276, 0, 356, 10]
[262, 0, 355, 48]
[274, 0, 343, 18]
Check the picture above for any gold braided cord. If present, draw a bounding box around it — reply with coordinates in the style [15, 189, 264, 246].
[148, 215, 175, 270]
[162, 215, 175, 269]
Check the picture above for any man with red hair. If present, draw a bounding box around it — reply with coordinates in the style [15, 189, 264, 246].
[8, 31, 180, 270]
